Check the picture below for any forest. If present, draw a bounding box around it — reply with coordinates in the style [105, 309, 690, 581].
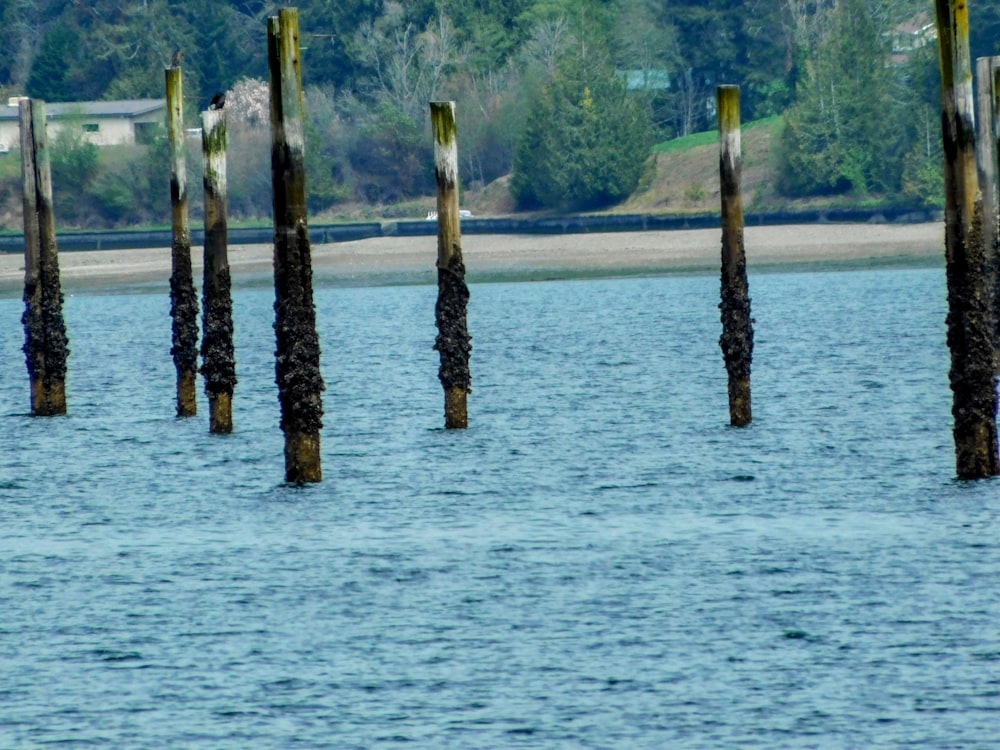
[1, 0, 1000, 228]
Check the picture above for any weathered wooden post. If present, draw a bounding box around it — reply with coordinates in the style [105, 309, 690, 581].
[934, 0, 999, 478]
[975, 56, 1000, 363]
[430, 101, 471, 429]
[975, 57, 998, 259]
[982, 57, 1000, 362]
[268, 8, 325, 483]
[200, 106, 236, 434]
[716, 85, 753, 427]
[166, 65, 199, 417]
[19, 98, 69, 416]
[993, 63, 1000, 360]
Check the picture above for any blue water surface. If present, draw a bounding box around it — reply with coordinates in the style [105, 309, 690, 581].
[0, 267, 997, 748]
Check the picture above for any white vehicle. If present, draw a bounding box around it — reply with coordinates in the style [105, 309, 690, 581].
[426, 210, 473, 220]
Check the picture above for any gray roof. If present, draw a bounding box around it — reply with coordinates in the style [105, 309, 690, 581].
[0, 98, 165, 120]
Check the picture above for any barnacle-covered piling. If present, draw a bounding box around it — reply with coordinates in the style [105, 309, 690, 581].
[717, 85, 753, 427]
[19, 98, 68, 416]
[166, 65, 199, 417]
[269, 8, 324, 482]
[431, 101, 471, 429]
[934, 0, 999, 478]
[200, 107, 236, 434]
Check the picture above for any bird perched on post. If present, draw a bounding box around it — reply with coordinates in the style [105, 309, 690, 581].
[171, 48, 184, 68]
[209, 92, 226, 110]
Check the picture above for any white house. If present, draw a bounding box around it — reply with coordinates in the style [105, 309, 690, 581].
[0, 98, 166, 153]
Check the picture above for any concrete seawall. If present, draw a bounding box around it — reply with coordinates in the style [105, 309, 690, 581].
[0, 208, 943, 253]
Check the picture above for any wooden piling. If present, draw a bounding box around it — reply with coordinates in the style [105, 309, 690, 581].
[934, 0, 999, 478]
[990, 63, 1000, 360]
[430, 101, 471, 429]
[716, 85, 753, 427]
[268, 8, 324, 483]
[18, 98, 68, 416]
[975, 57, 998, 260]
[993, 63, 1000, 360]
[976, 56, 1000, 363]
[982, 58, 1000, 363]
[166, 66, 199, 417]
[200, 107, 236, 434]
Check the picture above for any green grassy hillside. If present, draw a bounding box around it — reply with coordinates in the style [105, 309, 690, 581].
[465, 115, 917, 220]
[619, 117, 783, 215]
[464, 118, 787, 219]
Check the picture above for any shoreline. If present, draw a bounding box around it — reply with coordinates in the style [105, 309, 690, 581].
[0, 223, 945, 296]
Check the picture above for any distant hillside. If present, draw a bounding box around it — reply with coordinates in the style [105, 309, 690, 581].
[619, 117, 784, 216]
[0, 114, 933, 233]
[464, 115, 926, 221]
[459, 123, 783, 220]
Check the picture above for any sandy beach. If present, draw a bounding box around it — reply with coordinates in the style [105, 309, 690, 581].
[0, 222, 944, 295]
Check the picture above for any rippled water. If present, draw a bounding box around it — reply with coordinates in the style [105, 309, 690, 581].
[1, 266, 998, 748]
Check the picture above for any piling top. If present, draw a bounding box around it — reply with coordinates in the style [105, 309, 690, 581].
[935, 0, 972, 90]
[201, 108, 227, 153]
[430, 101, 457, 148]
[717, 85, 741, 133]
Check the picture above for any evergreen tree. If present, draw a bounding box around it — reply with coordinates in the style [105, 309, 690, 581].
[440, 0, 534, 68]
[26, 23, 77, 101]
[777, 0, 904, 197]
[658, 0, 792, 133]
[970, 1, 1000, 60]
[511, 48, 652, 210]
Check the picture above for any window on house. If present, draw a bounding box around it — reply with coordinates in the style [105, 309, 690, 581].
[82, 123, 99, 132]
